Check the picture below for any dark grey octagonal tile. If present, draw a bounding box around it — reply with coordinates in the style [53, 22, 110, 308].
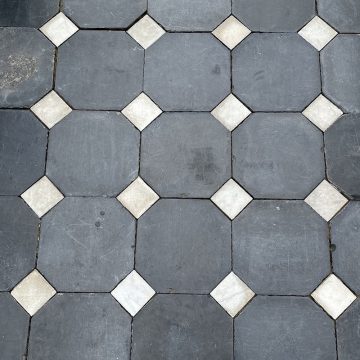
[331, 202, 360, 294]
[55, 31, 143, 110]
[321, 35, 360, 114]
[47, 111, 139, 196]
[233, 0, 315, 32]
[233, 33, 320, 112]
[325, 114, 360, 199]
[337, 299, 360, 360]
[63, 0, 146, 28]
[0, 293, 29, 360]
[0, 110, 47, 195]
[0, 0, 59, 27]
[141, 112, 231, 198]
[136, 200, 231, 293]
[235, 296, 336, 360]
[132, 295, 232, 360]
[38, 197, 135, 292]
[0, 197, 38, 291]
[318, 0, 360, 33]
[28, 293, 131, 360]
[0, 28, 54, 108]
[144, 33, 230, 111]
[148, 0, 231, 31]
[233, 201, 330, 295]
[233, 113, 324, 199]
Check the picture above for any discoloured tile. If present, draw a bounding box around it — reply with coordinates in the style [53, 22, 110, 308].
[132, 295, 233, 360]
[234, 296, 337, 359]
[46, 111, 139, 196]
[0, 28, 54, 108]
[233, 201, 330, 295]
[0, 110, 47, 195]
[141, 112, 231, 198]
[136, 200, 231, 293]
[38, 198, 135, 292]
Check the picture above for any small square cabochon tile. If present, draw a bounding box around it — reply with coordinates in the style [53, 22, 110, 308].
[11, 270, 56, 316]
[211, 179, 252, 219]
[40, 12, 78, 47]
[211, 272, 255, 317]
[117, 177, 159, 219]
[298, 16, 337, 51]
[111, 270, 155, 316]
[127, 15, 165, 49]
[212, 15, 251, 50]
[303, 95, 343, 131]
[122, 93, 162, 131]
[21, 176, 64, 218]
[311, 274, 356, 319]
[31, 91, 72, 128]
[305, 180, 348, 221]
[211, 94, 251, 131]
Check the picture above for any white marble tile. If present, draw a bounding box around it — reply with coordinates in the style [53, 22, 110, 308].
[303, 95, 343, 131]
[122, 93, 162, 131]
[211, 272, 255, 317]
[21, 176, 64, 218]
[31, 91, 72, 128]
[212, 16, 251, 50]
[211, 94, 251, 131]
[305, 180, 348, 221]
[127, 15, 165, 49]
[40, 12, 78, 47]
[11, 270, 56, 316]
[117, 177, 159, 219]
[311, 274, 356, 319]
[211, 179, 252, 219]
[298, 16, 337, 51]
[111, 270, 155, 316]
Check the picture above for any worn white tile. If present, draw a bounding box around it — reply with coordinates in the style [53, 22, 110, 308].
[122, 93, 162, 131]
[305, 180, 348, 221]
[211, 179, 252, 219]
[311, 274, 356, 319]
[111, 270, 155, 316]
[21, 176, 64, 218]
[11, 270, 56, 316]
[117, 177, 159, 219]
[211, 272, 255, 317]
[31, 91, 72, 128]
[40, 12, 78, 47]
[127, 15, 165, 49]
[212, 16, 251, 50]
[303, 95, 343, 131]
[298, 16, 337, 51]
[211, 94, 251, 131]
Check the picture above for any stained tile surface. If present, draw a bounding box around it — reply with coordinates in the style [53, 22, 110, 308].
[0, 1, 359, 358]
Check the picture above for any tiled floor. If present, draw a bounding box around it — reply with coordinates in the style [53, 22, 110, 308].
[0, 0, 360, 359]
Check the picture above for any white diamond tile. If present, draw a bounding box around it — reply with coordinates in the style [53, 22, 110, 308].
[127, 15, 165, 49]
[303, 95, 343, 131]
[298, 16, 337, 51]
[305, 180, 348, 221]
[40, 12, 78, 47]
[211, 94, 251, 131]
[117, 177, 159, 219]
[211, 179, 252, 219]
[311, 274, 356, 319]
[21, 176, 64, 218]
[122, 93, 162, 131]
[212, 16, 251, 50]
[11, 270, 56, 316]
[111, 270, 155, 316]
[211, 272, 255, 317]
[31, 91, 72, 128]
